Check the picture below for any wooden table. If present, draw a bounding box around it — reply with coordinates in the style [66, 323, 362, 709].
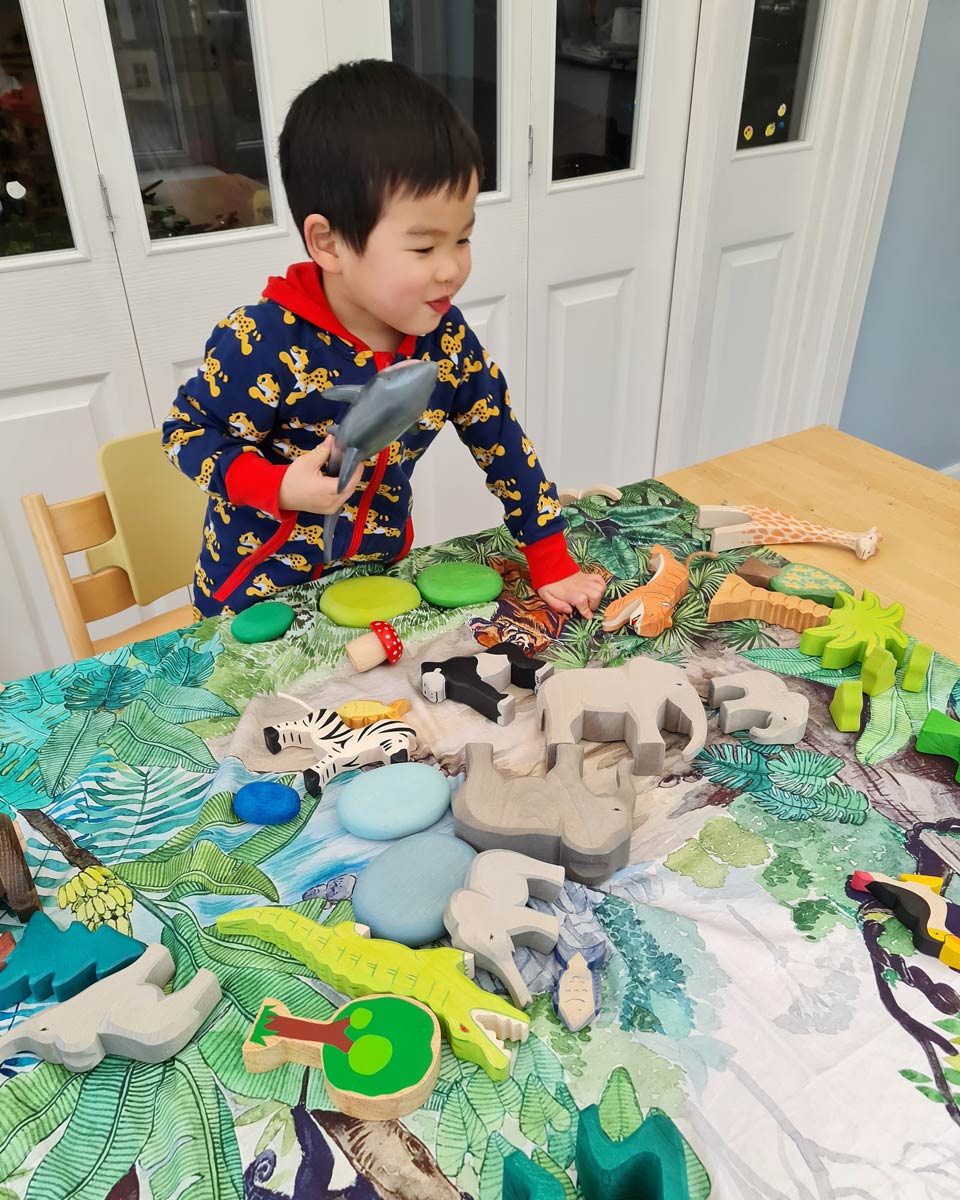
[658, 425, 960, 661]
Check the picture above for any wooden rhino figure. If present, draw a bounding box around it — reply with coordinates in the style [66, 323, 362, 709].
[537, 658, 707, 775]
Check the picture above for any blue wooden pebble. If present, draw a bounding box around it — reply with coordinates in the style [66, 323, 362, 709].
[352, 831, 476, 946]
[336, 762, 451, 841]
[233, 781, 301, 825]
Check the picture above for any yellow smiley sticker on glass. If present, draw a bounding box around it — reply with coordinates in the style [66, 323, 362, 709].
[765, 122, 776, 137]
[778, 103, 787, 117]
[743, 125, 753, 141]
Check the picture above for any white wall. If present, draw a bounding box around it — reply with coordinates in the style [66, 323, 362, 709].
[840, 0, 960, 476]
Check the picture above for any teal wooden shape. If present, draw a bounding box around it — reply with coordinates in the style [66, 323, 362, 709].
[576, 1104, 691, 1200]
[0, 912, 146, 1011]
[503, 1151, 566, 1200]
[915, 710, 960, 782]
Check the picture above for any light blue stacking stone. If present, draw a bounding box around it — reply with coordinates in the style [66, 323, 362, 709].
[352, 831, 477, 946]
[336, 762, 451, 841]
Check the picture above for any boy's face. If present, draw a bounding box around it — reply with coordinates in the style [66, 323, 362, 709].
[313, 174, 479, 344]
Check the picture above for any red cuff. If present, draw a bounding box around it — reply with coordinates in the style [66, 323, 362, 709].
[224, 452, 290, 519]
[521, 532, 579, 591]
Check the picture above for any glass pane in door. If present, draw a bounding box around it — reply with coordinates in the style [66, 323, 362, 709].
[737, 0, 823, 150]
[552, 1, 643, 181]
[104, 0, 273, 239]
[390, 0, 498, 193]
[0, 0, 74, 257]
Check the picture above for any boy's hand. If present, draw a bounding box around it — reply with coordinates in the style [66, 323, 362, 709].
[277, 434, 364, 515]
[537, 571, 606, 619]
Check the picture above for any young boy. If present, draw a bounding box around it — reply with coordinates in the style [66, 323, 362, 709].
[163, 59, 605, 621]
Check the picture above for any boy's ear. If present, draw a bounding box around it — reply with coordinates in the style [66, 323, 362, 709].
[303, 214, 343, 273]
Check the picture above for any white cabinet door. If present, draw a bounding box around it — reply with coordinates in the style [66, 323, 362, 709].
[524, 0, 701, 493]
[654, 0, 921, 473]
[324, 0, 531, 547]
[65, 0, 326, 423]
[0, 0, 153, 680]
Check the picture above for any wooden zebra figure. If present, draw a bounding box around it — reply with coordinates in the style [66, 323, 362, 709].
[264, 706, 417, 796]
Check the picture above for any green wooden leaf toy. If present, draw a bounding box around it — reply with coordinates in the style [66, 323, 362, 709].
[769, 562, 853, 607]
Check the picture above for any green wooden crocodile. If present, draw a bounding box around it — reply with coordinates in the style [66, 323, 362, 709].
[217, 905, 528, 1080]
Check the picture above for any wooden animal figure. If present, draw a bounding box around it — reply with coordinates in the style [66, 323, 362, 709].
[537, 658, 707, 775]
[0, 814, 41, 922]
[601, 545, 715, 635]
[335, 698, 411, 729]
[242, 994, 441, 1120]
[707, 670, 809, 744]
[453, 743, 635, 884]
[556, 484, 622, 505]
[217, 906, 528, 1080]
[697, 504, 882, 560]
[850, 871, 960, 969]
[0, 944, 220, 1072]
[707, 574, 832, 632]
[444, 851, 564, 1008]
[264, 707, 416, 796]
[555, 951, 600, 1032]
[421, 647, 553, 726]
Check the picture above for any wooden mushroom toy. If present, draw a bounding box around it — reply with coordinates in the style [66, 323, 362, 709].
[345, 620, 404, 673]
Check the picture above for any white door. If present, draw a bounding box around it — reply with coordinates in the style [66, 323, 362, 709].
[64, 0, 325, 424]
[0, 0, 153, 680]
[524, 0, 701, 493]
[654, 0, 922, 473]
[324, 0, 532, 547]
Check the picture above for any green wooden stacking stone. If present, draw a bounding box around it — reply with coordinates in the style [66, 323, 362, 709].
[415, 562, 504, 608]
[231, 601, 296, 643]
[769, 562, 854, 607]
[902, 642, 934, 692]
[319, 576, 421, 627]
[861, 647, 896, 697]
[915, 709, 960, 782]
[830, 681, 863, 733]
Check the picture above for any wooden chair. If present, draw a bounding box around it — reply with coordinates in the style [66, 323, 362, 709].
[22, 429, 206, 661]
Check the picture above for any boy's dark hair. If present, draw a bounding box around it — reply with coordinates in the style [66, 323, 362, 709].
[280, 59, 484, 253]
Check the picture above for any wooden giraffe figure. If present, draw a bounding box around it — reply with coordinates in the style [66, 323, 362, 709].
[696, 504, 881, 560]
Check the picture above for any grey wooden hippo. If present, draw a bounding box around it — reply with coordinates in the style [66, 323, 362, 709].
[537, 658, 707, 775]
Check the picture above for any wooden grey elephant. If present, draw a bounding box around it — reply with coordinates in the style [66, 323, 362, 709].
[707, 670, 809, 744]
[536, 658, 707, 775]
[444, 850, 565, 1008]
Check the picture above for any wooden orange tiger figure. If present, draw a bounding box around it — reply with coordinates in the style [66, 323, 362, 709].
[602, 545, 716, 636]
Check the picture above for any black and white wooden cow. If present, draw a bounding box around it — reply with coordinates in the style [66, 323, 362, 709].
[264, 707, 417, 796]
[420, 642, 553, 726]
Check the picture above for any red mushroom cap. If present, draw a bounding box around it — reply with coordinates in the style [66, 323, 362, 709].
[370, 620, 403, 664]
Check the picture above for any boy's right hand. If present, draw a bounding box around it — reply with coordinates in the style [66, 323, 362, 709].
[277, 434, 365, 514]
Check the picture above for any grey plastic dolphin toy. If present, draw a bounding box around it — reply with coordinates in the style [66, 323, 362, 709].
[321, 358, 439, 562]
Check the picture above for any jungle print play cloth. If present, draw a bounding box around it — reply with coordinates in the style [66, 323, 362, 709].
[1, 479, 959, 1200]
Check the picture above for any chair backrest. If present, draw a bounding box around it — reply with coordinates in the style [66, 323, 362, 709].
[85, 428, 207, 606]
[21, 490, 138, 660]
[22, 429, 206, 661]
